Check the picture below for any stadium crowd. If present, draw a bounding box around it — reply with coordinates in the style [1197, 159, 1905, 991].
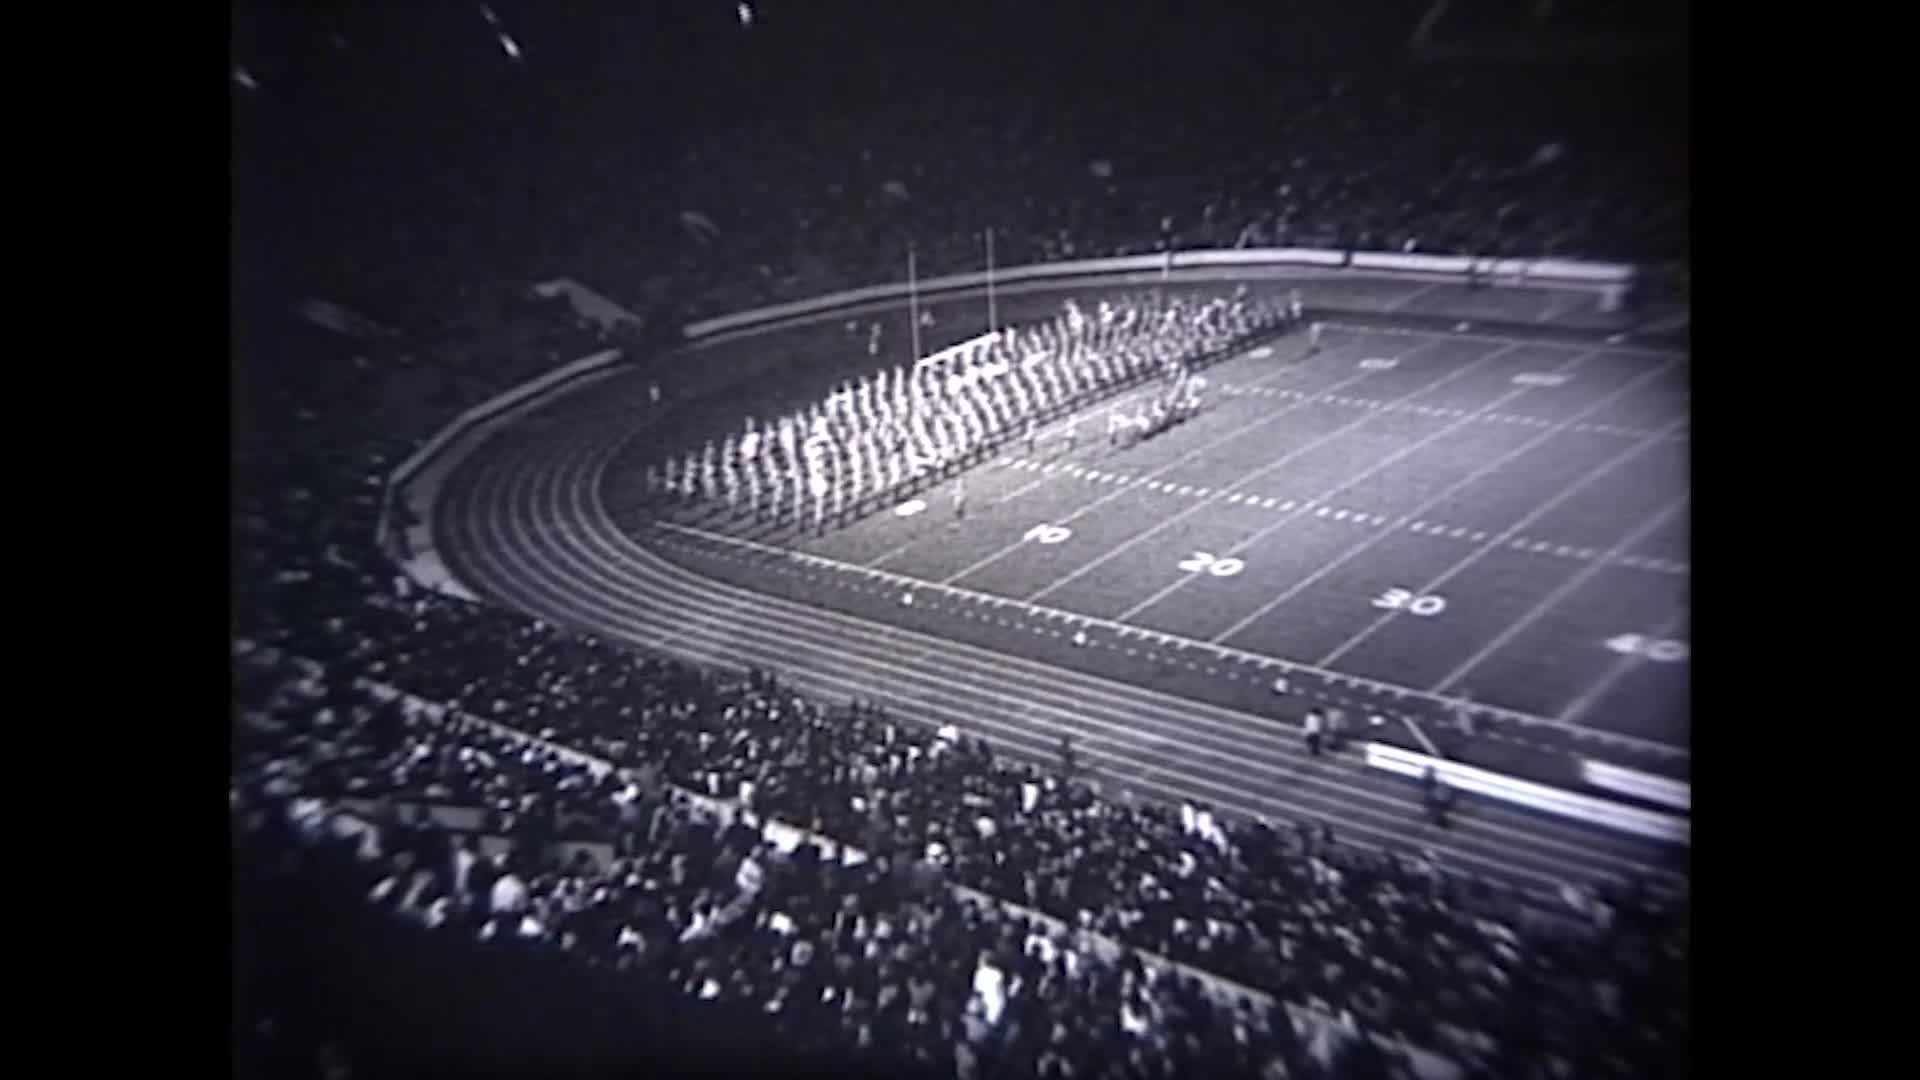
[234, 285, 1686, 1078]
[235, 6, 1687, 1078]
[234, 598, 1682, 1080]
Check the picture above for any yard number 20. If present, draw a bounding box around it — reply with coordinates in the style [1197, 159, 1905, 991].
[1178, 551, 1246, 577]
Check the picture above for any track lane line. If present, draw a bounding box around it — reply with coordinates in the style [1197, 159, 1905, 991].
[449, 420, 1681, 883]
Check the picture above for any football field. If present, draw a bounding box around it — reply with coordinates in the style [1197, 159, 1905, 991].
[629, 321, 1691, 757]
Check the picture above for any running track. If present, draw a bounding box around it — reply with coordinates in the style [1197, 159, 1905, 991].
[434, 376, 1686, 905]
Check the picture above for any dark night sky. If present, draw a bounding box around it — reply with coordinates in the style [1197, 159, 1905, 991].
[231, 2, 1685, 313]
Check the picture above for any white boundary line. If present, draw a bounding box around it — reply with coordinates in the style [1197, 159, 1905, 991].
[1206, 356, 1673, 648]
[1430, 494, 1691, 696]
[1383, 281, 1449, 313]
[1319, 319, 1685, 358]
[928, 343, 1457, 584]
[1317, 422, 1691, 668]
[1019, 341, 1501, 602]
[1106, 343, 1576, 620]
[503, 434, 1683, 878]
[647, 516, 1687, 759]
[1558, 609, 1691, 726]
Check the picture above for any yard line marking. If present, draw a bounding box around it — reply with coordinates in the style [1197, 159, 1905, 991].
[1558, 609, 1691, 725]
[1111, 347, 1580, 621]
[1318, 421, 1690, 668]
[937, 341, 1457, 586]
[1383, 280, 1449, 313]
[632, 516, 1687, 764]
[1210, 356, 1673, 647]
[1534, 291, 1577, 325]
[1432, 494, 1691, 696]
[1219, 382, 1685, 445]
[1317, 318, 1686, 358]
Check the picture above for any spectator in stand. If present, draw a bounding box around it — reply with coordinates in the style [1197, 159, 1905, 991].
[489, 853, 529, 916]
[1423, 766, 1452, 829]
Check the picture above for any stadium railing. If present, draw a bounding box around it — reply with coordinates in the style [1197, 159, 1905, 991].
[1578, 758, 1690, 812]
[1363, 743, 1688, 845]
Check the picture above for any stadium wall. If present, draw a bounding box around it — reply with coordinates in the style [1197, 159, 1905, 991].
[381, 348, 626, 601]
[1365, 743, 1688, 845]
[682, 247, 1635, 342]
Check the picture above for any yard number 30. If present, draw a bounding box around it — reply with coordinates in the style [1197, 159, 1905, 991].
[1372, 588, 1447, 616]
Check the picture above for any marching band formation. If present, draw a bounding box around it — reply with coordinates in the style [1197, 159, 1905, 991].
[643, 289, 1295, 532]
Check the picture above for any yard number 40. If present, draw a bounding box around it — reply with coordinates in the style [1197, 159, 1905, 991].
[1606, 634, 1689, 662]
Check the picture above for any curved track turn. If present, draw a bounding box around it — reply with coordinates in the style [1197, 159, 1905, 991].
[436, 368, 1686, 903]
